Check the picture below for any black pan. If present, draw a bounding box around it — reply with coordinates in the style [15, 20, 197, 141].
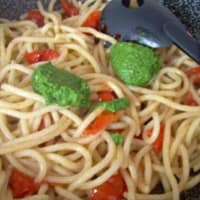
[0, 0, 200, 199]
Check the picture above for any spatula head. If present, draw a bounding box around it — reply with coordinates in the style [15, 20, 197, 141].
[100, 0, 185, 48]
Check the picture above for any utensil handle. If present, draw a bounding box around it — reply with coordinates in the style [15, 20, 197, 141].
[164, 22, 200, 64]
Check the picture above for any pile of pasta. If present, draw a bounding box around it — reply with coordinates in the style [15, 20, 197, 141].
[0, 0, 200, 200]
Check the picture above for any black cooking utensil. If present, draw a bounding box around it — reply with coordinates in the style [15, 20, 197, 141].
[100, 0, 200, 63]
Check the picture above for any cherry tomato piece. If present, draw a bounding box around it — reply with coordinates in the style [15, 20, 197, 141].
[90, 173, 126, 200]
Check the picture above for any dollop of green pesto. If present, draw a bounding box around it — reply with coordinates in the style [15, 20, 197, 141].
[111, 133, 124, 145]
[110, 42, 161, 86]
[32, 62, 91, 108]
[95, 97, 130, 112]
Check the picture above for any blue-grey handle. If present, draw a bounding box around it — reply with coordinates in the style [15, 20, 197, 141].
[164, 22, 200, 64]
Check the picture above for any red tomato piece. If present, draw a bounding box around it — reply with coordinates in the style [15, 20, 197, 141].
[26, 10, 44, 27]
[90, 173, 126, 200]
[115, 34, 121, 41]
[186, 67, 200, 77]
[183, 92, 198, 106]
[147, 124, 165, 154]
[39, 49, 59, 61]
[24, 51, 41, 64]
[10, 169, 39, 198]
[82, 11, 101, 30]
[97, 91, 116, 102]
[60, 0, 79, 17]
[24, 49, 59, 64]
[84, 111, 119, 135]
[186, 67, 200, 85]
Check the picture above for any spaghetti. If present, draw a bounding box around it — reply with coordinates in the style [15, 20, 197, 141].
[0, 0, 200, 200]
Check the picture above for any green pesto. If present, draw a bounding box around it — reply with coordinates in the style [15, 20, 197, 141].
[32, 62, 91, 108]
[110, 42, 161, 86]
[111, 133, 124, 145]
[95, 97, 130, 112]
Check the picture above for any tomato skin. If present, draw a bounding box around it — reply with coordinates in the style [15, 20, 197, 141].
[90, 173, 126, 200]
[186, 67, 200, 85]
[26, 10, 44, 27]
[184, 92, 198, 106]
[185, 67, 200, 106]
[146, 124, 165, 154]
[152, 124, 165, 154]
[186, 67, 200, 77]
[97, 91, 116, 102]
[10, 169, 39, 198]
[115, 34, 121, 41]
[84, 111, 119, 135]
[82, 11, 101, 30]
[39, 49, 59, 61]
[24, 49, 59, 64]
[24, 51, 41, 64]
[60, 0, 79, 17]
